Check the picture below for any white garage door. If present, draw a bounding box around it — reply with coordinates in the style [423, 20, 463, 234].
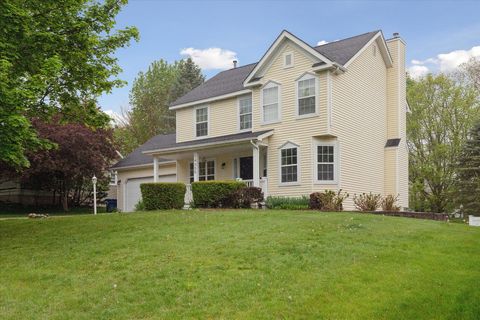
[125, 175, 176, 212]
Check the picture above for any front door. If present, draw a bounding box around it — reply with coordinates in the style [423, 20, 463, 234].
[239, 156, 253, 180]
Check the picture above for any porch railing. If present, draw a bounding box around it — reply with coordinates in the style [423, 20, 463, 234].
[184, 184, 193, 208]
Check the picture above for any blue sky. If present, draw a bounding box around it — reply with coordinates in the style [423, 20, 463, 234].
[100, 0, 480, 115]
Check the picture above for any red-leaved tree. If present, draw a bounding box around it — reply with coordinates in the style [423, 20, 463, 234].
[21, 117, 117, 211]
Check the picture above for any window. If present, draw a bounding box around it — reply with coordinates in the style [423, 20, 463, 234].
[262, 83, 280, 123]
[238, 95, 252, 130]
[297, 75, 316, 116]
[109, 171, 117, 185]
[195, 106, 208, 137]
[280, 146, 298, 183]
[283, 52, 293, 68]
[189, 160, 215, 183]
[316, 144, 336, 182]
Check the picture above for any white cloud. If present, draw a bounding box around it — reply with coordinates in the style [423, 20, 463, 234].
[317, 40, 329, 46]
[409, 45, 480, 78]
[180, 47, 237, 70]
[408, 65, 430, 79]
[104, 110, 126, 127]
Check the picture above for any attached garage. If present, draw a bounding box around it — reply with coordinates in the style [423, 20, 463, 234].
[110, 132, 179, 212]
[124, 174, 176, 212]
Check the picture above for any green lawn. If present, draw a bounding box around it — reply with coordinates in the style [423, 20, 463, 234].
[1, 210, 479, 319]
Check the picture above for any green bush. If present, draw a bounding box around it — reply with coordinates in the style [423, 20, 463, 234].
[134, 200, 145, 211]
[309, 189, 349, 211]
[353, 192, 382, 211]
[140, 182, 186, 210]
[231, 187, 264, 208]
[191, 181, 245, 208]
[265, 196, 309, 210]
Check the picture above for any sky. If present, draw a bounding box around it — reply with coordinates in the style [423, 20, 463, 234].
[99, 0, 480, 118]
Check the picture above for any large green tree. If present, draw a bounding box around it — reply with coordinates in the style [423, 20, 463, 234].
[116, 58, 204, 155]
[407, 74, 479, 212]
[454, 120, 480, 216]
[0, 0, 138, 169]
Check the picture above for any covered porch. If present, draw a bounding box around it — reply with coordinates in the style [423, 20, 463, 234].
[143, 130, 273, 204]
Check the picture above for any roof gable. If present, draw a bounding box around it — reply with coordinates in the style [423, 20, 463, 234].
[243, 30, 334, 86]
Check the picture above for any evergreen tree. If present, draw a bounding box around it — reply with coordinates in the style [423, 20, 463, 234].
[454, 120, 480, 216]
[170, 58, 205, 102]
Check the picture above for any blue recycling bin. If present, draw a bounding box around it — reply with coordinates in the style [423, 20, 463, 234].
[105, 199, 117, 212]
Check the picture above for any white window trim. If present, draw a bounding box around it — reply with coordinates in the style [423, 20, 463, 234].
[109, 171, 118, 186]
[194, 105, 209, 139]
[237, 95, 253, 132]
[313, 141, 339, 185]
[189, 159, 216, 182]
[261, 81, 282, 125]
[296, 72, 319, 118]
[283, 51, 294, 69]
[278, 142, 300, 186]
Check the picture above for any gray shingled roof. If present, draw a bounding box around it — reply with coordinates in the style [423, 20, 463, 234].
[111, 133, 176, 169]
[112, 130, 273, 169]
[170, 30, 379, 107]
[313, 30, 379, 65]
[171, 63, 256, 107]
[143, 130, 273, 153]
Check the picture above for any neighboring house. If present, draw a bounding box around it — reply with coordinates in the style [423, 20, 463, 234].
[112, 30, 408, 212]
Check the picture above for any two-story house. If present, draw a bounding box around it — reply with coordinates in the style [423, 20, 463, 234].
[111, 30, 408, 212]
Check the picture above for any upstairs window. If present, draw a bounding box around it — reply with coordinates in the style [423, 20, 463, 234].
[297, 74, 317, 116]
[189, 160, 215, 183]
[195, 106, 208, 137]
[262, 82, 280, 123]
[280, 143, 298, 183]
[238, 95, 252, 131]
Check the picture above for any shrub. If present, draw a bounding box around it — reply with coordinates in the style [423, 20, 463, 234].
[140, 182, 186, 210]
[191, 181, 245, 208]
[265, 196, 309, 210]
[353, 192, 382, 211]
[381, 194, 401, 211]
[231, 187, 264, 208]
[309, 189, 349, 211]
[134, 200, 145, 211]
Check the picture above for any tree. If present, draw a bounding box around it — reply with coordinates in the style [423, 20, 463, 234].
[454, 120, 480, 216]
[116, 58, 204, 155]
[407, 74, 480, 212]
[20, 116, 118, 211]
[0, 0, 138, 169]
[170, 58, 205, 101]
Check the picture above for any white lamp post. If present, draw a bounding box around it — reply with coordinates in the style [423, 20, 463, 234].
[92, 175, 97, 215]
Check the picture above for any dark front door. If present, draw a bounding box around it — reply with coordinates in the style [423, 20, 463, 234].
[239, 156, 253, 180]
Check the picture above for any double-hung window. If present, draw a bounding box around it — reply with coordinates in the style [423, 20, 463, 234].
[195, 106, 208, 137]
[189, 160, 215, 183]
[238, 95, 252, 131]
[280, 144, 298, 183]
[316, 144, 336, 182]
[297, 74, 316, 116]
[262, 82, 280, 123]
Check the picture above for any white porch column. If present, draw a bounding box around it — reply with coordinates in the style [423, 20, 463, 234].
[153, 156, 158, 182]
[193, 152, 200, 182]
[252, 144, 260, 187]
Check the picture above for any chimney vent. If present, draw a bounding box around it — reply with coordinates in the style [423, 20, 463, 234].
[393, 32, 400, 38]
[233, 60, 238, 68]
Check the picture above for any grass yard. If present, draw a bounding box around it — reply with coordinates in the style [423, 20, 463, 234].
[1, 210, 479, 319]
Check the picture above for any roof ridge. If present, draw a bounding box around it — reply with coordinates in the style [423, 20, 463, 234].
[314, 30, 380, 48]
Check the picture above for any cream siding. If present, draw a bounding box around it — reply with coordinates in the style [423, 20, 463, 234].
[330, 39, 388, 209]
[175, 95, 250, 143]
[116, 163, 177, 212]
